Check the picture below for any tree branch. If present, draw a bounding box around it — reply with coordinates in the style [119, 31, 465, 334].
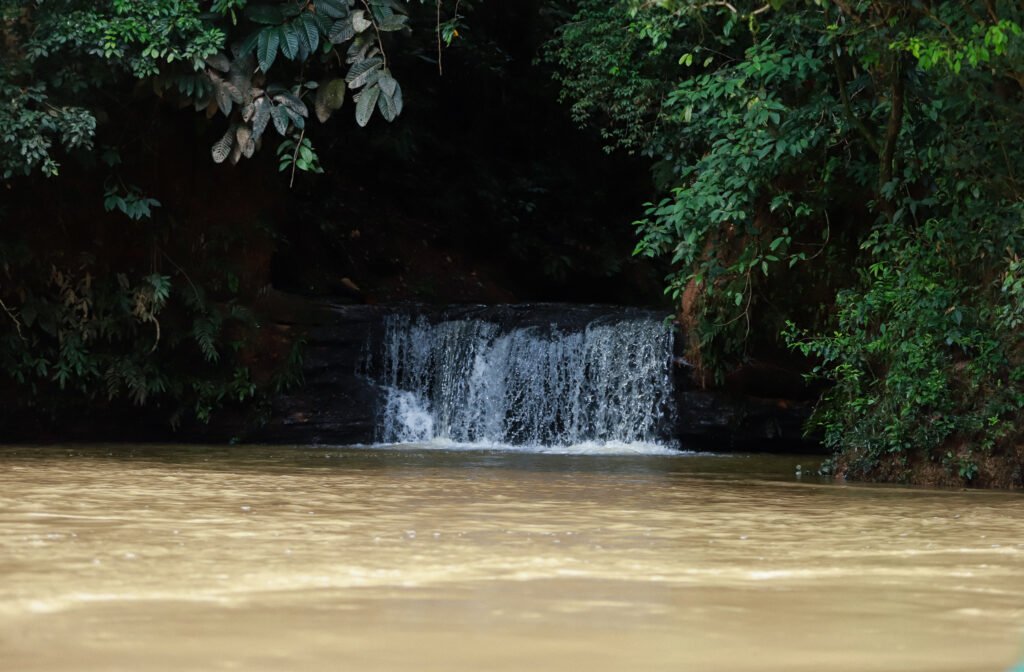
[878, 56, 906, 214]
[833, 56, 880, 156]
[0, 297, 27, 342]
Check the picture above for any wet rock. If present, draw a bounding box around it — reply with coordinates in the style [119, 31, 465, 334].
[249, 296, 819, 450]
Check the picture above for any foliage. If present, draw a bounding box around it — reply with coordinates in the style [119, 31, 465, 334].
[1, 0, 411, 181]
[0, 217, 279, 426]
[0, 0, 420, 427]
[552, 0, 1024, 484]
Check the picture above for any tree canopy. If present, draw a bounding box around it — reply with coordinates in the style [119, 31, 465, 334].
[552, 0, 1024, 485]
[4, 0, 1024, 485]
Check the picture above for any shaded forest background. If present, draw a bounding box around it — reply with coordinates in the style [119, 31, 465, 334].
[3, 0, 1024, 487]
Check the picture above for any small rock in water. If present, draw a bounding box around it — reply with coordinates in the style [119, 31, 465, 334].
[240, 505, 252, 512]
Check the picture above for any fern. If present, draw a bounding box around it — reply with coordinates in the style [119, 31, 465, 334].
[192, 316, 221, 363]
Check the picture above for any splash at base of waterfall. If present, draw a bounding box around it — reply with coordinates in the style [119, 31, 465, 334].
[368, 311, 677, 450]
[369, 438, 682, 456]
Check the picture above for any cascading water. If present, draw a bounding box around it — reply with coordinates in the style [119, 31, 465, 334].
[367, 310, 677, 451]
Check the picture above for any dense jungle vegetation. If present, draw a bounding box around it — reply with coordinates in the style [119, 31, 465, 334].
[2, 0, 1023, 487]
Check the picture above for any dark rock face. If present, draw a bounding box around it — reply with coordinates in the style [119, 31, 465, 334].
[236, 295, 389, 446]
[249, 299, 673, 446]
[674, 389, 817, 452]
[3, 294, 818, 450]
[244, 297, 820, 451]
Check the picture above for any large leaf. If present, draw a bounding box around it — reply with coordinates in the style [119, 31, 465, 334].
[257, 28, 280, 73]
[310, 11, 333, 34]
[206, 71, 237, 116]
[214, 83, 234, 116]
[273, 91, 308, 117]
[317, 0, 350, 20]
[236, 126, 255, 159]
[300, 12, 320, 54]
[279, 22, 300, 60]
[377, 71, 396, 97]
[352, 10, 372, 33]
[270, 104, 290, 136]
[376, 73, 402, 122]
[251, 97, 272, 140]
[285, 107, 306, 130]
[211, 126, 234, 164]
[228, 54, 254, 101]
[377, 14, 408, 32]
[346, 35, 375, 64]
[369, 0, 405, 11]
[329, 19, 356, 44]
[209, 71, 243, 104]
[346, 56, 382, 89]
[377, 91, 396, 122]
[205, 53, 231, 72]
[390, 80, 403, 116]
[355, 84, 380, 127]
[314, 78, 347, 122]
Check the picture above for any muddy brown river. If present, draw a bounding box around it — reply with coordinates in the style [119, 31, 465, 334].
[0, 444, 1022, 671]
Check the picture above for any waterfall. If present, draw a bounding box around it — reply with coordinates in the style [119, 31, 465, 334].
[367, 310, 677, 450]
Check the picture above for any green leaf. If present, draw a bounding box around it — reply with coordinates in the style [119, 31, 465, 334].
[355, 85, 380, 127]
[284, 106, 306, 129]
[376, 72, 401, 121]
[329, 18, 356, 44]
[377, 89, 397, 121]
[346, 35, 374, 63]
[346, 56, 382, 88]
[280, 22, 300, 60]
[377, 14, 408, 32]
[389, 79, 402, 116]
[300, 12, 321, 54]
[270, 104, 290, 135]
[378, 71, 396, 97]
[317, 0, 350, 19]
[273, 91, 308, 117]
[257, 27, 280, 72]
[251, 97, 271, 140]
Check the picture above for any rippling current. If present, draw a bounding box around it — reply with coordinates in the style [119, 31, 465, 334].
[1, 444, 1023, 671]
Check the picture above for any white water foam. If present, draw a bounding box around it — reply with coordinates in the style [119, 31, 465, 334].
[368, 438, 682, 456]
[368, 312, 677, 452]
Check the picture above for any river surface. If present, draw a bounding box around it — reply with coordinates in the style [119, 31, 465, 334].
[0, 443, 1022, 671]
